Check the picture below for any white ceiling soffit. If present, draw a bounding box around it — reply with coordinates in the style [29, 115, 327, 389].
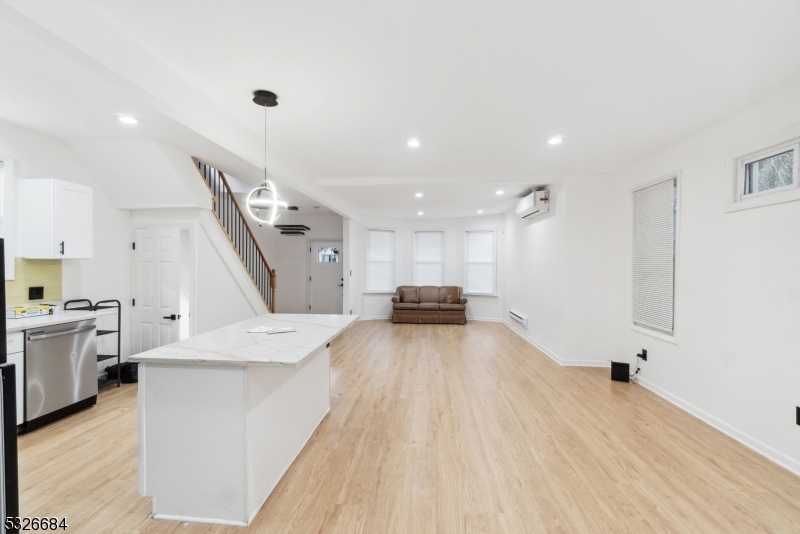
[3, 0, 800, 220]
[0, 0, 358, 218]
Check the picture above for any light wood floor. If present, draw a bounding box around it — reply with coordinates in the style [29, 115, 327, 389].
[18, 321, 800, 533]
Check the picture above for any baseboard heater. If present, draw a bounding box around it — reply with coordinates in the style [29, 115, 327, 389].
[509, 310, 528, 329]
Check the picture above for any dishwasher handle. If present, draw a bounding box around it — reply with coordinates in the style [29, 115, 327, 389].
[27, 324, 96, 341]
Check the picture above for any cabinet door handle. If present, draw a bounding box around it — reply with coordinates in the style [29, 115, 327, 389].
[60, 241, 65, 255]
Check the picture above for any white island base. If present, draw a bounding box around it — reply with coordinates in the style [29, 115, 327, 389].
[133, 314, 358, 526]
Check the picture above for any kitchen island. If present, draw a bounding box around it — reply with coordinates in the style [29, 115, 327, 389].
[130, 313, 359, 526]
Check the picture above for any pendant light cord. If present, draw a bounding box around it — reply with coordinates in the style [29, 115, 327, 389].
[264, 103, 267, 184]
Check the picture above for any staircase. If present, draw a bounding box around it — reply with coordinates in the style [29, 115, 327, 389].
[195, 159, 276, 312]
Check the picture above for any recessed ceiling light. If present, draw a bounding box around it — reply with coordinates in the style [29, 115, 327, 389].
[495, 190, 504, 195]
[547, 136, 563, 145]
[407, 138, 421, 148]
[477, 210, 484, 214]
[417, 211, 424, 215]
[116, 114, 139, 125]
[415, 192, 423, 198]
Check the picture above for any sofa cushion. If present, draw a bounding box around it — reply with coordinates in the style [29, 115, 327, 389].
[393, 303, 419, 310]
[439, 303, 466, 311]
[400, 287, 419, 303]
[419, 286, 440, 303]
[418, 302, 439, 311]
[444, 286, 460, 304]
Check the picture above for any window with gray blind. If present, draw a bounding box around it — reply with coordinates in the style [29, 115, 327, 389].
[632, 177, 677, 335]
[365, 229, 395, 292]
[414, 231, 444, 286]
[464, 230, 496, 295]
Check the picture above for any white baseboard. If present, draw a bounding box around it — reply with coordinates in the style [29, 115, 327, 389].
[638, 377, 800, 478]
[360, 316, 390, 321]
[502, 320, 609, 368]
[467, 316, 503, 322]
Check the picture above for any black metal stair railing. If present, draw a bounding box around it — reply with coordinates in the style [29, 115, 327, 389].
[196, 160, 276, 312]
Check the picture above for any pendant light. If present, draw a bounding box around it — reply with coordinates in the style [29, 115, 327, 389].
[246, 90, 287, 225]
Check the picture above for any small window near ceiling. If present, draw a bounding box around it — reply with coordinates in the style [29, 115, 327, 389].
[317, 246, 339, 263]
[414, 231, 444, 286]
[365, 229, 395, 292]
[463, 230, 496, 295]
[738, 141, 799, 200]
[633, 176, 678, 336]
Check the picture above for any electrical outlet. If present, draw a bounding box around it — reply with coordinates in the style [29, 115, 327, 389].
[638, 349, 647, 361]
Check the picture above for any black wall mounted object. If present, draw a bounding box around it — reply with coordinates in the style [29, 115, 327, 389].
[611, 361, 630, 382]
[28, 286, 44, 300]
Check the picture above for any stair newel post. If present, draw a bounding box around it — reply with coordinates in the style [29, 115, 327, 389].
[270, 269, 277, 313]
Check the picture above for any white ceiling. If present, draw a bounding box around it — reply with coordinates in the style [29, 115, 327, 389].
[2, 0, 800, 219]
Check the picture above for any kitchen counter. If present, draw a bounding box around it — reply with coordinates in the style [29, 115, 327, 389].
[6, 308, 117, 333]
[135, 313, 359, 526]
[129, 313, 358, 366]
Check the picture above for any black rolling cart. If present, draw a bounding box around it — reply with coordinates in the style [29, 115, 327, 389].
[64, 299, 122, 389]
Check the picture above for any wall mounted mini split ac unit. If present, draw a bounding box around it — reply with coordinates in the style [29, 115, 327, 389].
[515, 189, 549, 219]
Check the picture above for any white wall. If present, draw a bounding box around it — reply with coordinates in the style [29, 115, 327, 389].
[0, 119, 133, 360]
[251, 214, 344, 314]
[350, 214, 505, 320]
[501, 82, 800, 474]
[502, 179, 615, 365]
[604, 83, 800, 475]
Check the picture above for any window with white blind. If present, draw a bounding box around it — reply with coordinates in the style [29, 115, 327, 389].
[632, 176, 678, 336]
[365, 229, 395, 292]
[463, 230, 496, 295]
[414, 231, 444, 286]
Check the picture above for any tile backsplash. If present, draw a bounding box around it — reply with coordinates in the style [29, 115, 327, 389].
[4, 258, 63, 304]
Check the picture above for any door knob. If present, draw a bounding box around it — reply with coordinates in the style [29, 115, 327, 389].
[163, 314, 181, 320]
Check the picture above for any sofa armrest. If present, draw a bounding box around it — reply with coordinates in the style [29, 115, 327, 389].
[460, 298, 468, 304]
[391, 296, 399, 303]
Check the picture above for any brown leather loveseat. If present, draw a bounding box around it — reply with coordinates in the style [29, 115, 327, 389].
[391, 286, 468, 324]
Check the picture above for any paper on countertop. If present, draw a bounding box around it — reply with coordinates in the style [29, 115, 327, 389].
[247, 326, 297, 335]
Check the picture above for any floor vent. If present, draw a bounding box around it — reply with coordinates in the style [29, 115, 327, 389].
[509, 310, 528, 329]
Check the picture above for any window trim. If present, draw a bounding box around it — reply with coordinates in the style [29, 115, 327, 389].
[363, 227, 396, 294]
[736, 141, 799, 201]
[630, 172, 681, 343]
[462, 229, 498, 297]
[412, 230, 445, 286]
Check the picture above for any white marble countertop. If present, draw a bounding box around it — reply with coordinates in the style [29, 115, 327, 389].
[130, 313, 360, 367]
[6, 308, 117, 333]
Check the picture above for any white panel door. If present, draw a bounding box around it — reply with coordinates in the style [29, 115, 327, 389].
[134, 228, 181, 353]
[308, 241, 344, 314]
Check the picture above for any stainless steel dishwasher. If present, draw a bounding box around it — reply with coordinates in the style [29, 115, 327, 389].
[24, 319, 98, 431]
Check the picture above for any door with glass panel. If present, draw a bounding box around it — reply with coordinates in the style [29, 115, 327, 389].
[308, 240, 344, 314]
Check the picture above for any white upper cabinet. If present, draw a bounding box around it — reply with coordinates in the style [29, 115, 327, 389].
[21, 179, 93, 259]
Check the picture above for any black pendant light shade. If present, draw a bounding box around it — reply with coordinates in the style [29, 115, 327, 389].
[253, 90, 279, 107]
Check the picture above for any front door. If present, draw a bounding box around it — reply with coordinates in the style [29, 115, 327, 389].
[133, 227, 181, 352]
[308, 240, 344, 314]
